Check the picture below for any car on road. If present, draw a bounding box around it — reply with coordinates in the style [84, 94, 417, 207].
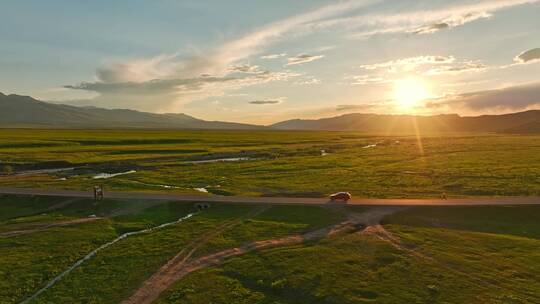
[329, 192, 351, 202]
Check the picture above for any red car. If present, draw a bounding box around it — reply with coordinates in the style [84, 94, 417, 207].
[329, 192, 351, 202]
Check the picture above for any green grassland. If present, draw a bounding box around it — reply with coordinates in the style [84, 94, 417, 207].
[157, 205, 540, 304]
[0, 195, 345, 303]
[2, 195, 539, 303]
[0, 194, 193, 303]
[1, 129, 539, 198]
[2, 129, 540, 303]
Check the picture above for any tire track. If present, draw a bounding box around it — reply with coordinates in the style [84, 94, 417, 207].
[1, 217, 103, 238]
[19, 213, 196, 304]
[122, 206, 403, 304]
[365, 222, 534, 297]
[121, 206, 268, 304]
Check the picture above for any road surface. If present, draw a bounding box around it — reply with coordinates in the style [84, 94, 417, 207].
[0, 187, 539, 206]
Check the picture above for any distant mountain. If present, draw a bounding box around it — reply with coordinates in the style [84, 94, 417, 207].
[271, 111, 540, 134]
[2, 92, 539, 133]
[0, 92, 264, 129]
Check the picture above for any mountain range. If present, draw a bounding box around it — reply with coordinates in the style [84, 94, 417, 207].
[271, 111, 540, 134]
[1, 92, 539, 133]
[0, 92, 261, 129]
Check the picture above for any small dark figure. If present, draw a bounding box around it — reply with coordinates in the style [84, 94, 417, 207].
[93, 185, 104, 200]
[441, 192, 447, 200]
[195, 203, 210, 211]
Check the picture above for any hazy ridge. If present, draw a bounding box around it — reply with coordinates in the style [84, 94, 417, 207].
[1, 92, 539, 133]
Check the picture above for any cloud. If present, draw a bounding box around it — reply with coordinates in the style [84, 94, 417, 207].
[229, 64, 263, 74]
[408, 11, 492, 35]
[336, 104, 377, 111]
[65, 76, 236, 96]
[410, 22, 450, 34]
[360, 55, 455, 71]
[67, 70, 299, 97]
[424, 61, 487, 75]
[346, 75, 389, 85]
[62, 0, 537, 113]
[514, 48, 540, 63]
[334, 99, 396, 113]
[64, 1, 374, 111]
[294, 76, 321, 85]
[336, 0, 539, 39]
[95, 53, 184, 83]
[347, 55, 486, 87]
[426, 82, 540, 111]
[155, 0, 373, 78]
[286, 54, 325, 66]
[66, 69, 300, 112]
[357, 55, 486, 76]
[249, 100, 282, 105]
[261, 53, 287, 59]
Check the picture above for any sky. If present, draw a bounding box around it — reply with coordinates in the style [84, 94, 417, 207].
[1, 0, 539, 124]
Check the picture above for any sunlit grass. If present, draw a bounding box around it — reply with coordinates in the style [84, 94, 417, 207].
[1, 129, 539, 197]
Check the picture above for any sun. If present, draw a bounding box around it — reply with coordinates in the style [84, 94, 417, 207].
[393, 77, 431, 111]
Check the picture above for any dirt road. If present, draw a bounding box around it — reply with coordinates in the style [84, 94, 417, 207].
[0, 187, 539, 206]
[122, 207, 403, 304]
[0, 217, 102, 238]
[122, 206, 268, 304]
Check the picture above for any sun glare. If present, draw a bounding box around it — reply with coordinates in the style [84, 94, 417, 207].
[393, 77, 431, 111]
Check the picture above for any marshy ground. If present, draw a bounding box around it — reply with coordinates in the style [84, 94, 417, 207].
[1, 129, 539, 198]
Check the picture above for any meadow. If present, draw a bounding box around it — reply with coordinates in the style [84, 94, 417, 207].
[1, 129, 539, 198]
[1, 129, 539, 303]
[157, 205, 540, 304]
[0, 194, 345, 303]
[1, 194, 539, 303]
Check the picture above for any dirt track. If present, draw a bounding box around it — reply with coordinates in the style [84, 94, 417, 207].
[0, 187, 539, 206]
[121, 207, 403, 304]
[0, 217, 102, 238]
[121, 206, 268, 304]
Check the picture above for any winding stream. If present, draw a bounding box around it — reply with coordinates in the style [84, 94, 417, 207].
[20, 213, 195, 304]
[184, 157, 250, 164]
[93, 170, 137, 179]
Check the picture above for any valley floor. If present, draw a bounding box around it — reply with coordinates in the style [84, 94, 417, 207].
[1, 194, 539, 304]
[1, 130, 539, 198]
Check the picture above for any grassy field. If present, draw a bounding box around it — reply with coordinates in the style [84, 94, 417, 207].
[1, 194, 539, 303]
[2, 129, 540, 303]
[0, 194, 193, 303]
[157, 205, 540, 304]
[0, 194, 345, 303]
[1, 129, 539, 198]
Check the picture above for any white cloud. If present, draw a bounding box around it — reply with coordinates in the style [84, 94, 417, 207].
[360, 55, 455, 71]
[326, 0, 540, 39]
[345, 75, 389, 85]
[229, 64, 263, 74]
[286, 54, 325, 66]
[95, 53, 184, 83]
[64, 0, 537, 113]
[92, 0, 374, 82]
[295, 76, 321, 85]
[261, 53, 287, 59]
[65, 0, 374, 110]
[514, 48, 540, 64]
[66, 69, 300, 112]
[424, 61, 487, 75]
[357, 55, 486, 76]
